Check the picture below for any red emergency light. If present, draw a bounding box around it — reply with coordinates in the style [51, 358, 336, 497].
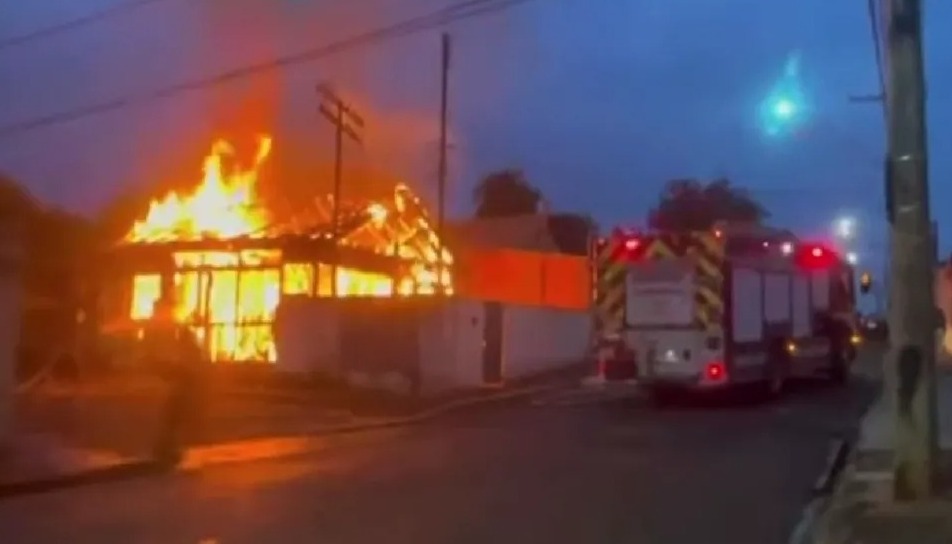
[601, 228, 646, 261]
[795, 243, 839, 269]
[611, 236, 644, 261]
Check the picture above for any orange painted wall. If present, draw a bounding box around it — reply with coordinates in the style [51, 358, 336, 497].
[454, 248, 590, 310]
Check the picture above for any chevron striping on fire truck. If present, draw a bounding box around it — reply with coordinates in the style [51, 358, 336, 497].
[593, 235, 628, 335]
[643, 232, 725, 333]
[591, 223, 860, 400]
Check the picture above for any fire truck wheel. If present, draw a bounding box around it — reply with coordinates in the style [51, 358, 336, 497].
[829, 344, 850, 386]
[764, 344, 789, 399]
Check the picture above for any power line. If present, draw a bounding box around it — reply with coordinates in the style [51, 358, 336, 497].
[0, 0, 183, 53]
[0, 0, 533, 141]
[866, 0, 887, 94]
[865, 0, 887, 120]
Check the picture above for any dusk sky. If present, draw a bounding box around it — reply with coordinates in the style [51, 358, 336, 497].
[0, 0, 950, 281]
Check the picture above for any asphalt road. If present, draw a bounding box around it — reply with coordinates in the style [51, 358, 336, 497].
[0, 351, 881, 544]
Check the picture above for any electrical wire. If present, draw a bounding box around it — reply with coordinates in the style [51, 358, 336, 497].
[866, 0, 888, 119]
[0, 0, 535, 141]
[0, 0, 184, 53]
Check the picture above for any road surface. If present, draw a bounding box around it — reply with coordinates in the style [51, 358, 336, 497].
[0, 353, 880, 544]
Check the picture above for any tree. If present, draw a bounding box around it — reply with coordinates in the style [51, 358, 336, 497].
[548, 213, 596, 255]
[473, 169, 543, 218]
[648, 178, 768, 232]
[0, 173, 97, 376]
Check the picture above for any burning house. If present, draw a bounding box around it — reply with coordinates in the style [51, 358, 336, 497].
[106, 135, 452, 364]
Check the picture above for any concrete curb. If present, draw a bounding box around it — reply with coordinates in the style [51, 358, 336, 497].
[0, 382, 557, 500]
[788, 438, 853, 544]
[0, 460, 161, 501]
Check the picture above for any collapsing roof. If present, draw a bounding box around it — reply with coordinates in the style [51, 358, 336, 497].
[106, 135, 454, 363]
[114, 136, 451, 285]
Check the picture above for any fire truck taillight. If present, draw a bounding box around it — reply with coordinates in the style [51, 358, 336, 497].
[705, 361, 726, 381]
[624, 238, 640, 251]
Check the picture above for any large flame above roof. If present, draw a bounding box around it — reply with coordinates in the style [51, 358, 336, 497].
[127, 136, 273, 243]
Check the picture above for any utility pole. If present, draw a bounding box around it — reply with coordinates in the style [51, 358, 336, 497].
[883, 0, 938, 500]
[317, 84, 364, 297]
[436, 32, 451, 295]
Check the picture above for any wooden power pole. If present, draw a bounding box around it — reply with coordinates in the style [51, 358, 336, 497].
[317, 84, 364, 296]
[436, 32, 451, 295]
[883, 0, 938, 500]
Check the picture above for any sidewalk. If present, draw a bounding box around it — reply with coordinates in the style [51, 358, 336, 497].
[1, 363, 586, 497]
[0, 433, 136, 487]
[815, 364, 952, 543]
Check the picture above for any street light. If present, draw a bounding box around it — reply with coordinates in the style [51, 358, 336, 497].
[846, 251, 858, 265]
[835, 216, 856, 240]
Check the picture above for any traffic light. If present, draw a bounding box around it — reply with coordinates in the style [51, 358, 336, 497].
[860, 272, 872, 294]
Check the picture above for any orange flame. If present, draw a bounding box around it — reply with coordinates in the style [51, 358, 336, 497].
[128, 137, 272, 242]
[122, 136, 452, 363]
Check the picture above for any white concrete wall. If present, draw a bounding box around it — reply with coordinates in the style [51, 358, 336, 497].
[273, 297, 590, 396]
[500, 304, 590, 379]
[417, 301, 590, 394]
[418, 300, 485, 394]
[273, 297, 340, 375]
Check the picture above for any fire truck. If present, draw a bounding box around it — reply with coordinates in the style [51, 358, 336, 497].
[591, 223, 860, 401]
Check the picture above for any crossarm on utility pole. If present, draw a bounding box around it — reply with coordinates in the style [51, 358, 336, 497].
[317, 84, 364, 297]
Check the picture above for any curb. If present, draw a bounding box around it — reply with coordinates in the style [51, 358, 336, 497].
[0, 382, 556, 500]
[223, 364, 588, 406]
[788, 438, 852, 544]
[0, 460, 161, 501]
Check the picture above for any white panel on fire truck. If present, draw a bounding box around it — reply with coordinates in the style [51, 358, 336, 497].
[764, 273, 791, 323]
[811, 271, 831, 311]
[627, 264, 694, 327]
[792, 274, 811, 337]
[732, 267, 763, 342]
